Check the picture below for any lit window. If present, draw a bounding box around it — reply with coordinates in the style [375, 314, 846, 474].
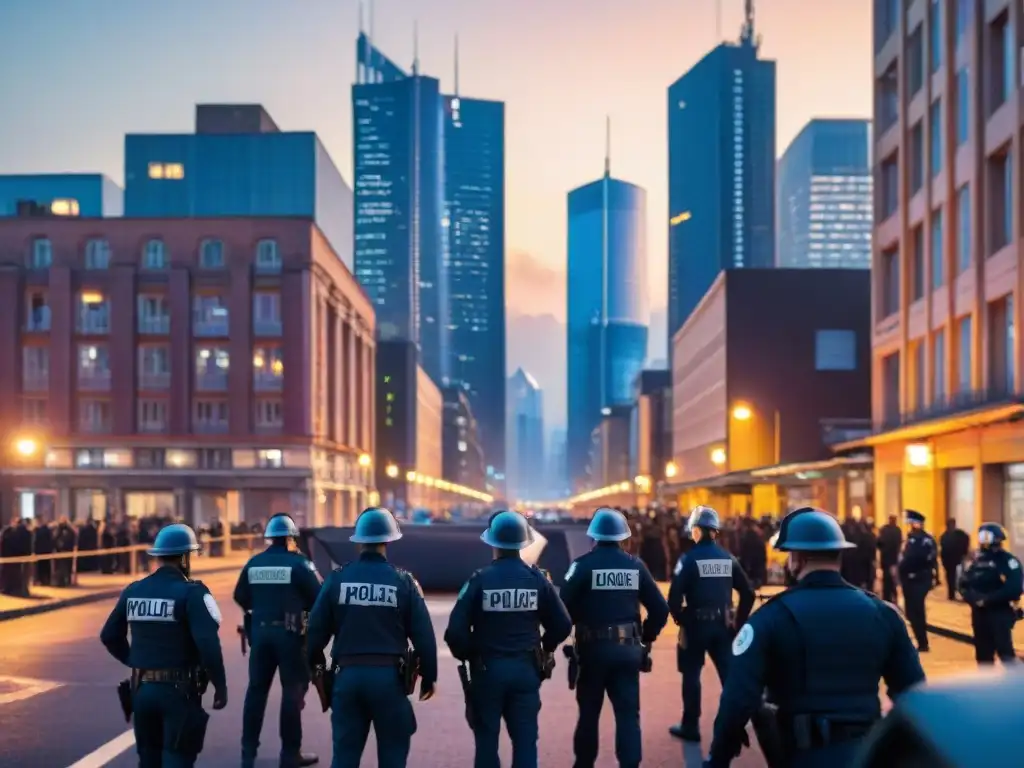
[148, 162, 185, 180]
[51, 198, 80, 216]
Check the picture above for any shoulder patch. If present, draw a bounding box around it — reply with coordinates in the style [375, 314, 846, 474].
[565, 561, 578, 581]
[673, 557, 684, 576]
[1010, 558, 1020, 571]
[203, 593, 222, 626]
[732, 624, 754, 656]
[306, 559, 318, 572]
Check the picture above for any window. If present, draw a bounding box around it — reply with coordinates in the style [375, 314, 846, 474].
[195, 347, 229, 391]
[910, 122, 924, 193]
[1008, 296, 1016, 395]
[257, 449, 284, 468]
[138, 345, 171, 390]
[911, 341, 926, 411]
[881, 244, 900, 317]
[193, 295, 229, 336]
[29, 237, 52, 268]
[78, 400, 112, 434]
[77, 291, 110, 334]
[22, 346, 49, 392]
[253, 346, 284, 391]
[255, 239, 281, 272]
[253, 292, 282, 336]
[22, 398, 47, 426]
[51, 198, 80, 216]
[875, 0, 900, 50]
[910, 225, 924, 301]
[148, 162, 184, 180]
[84, 238, 110, 269]
[197, 448, 232, 469]
[814, 330, 857, 371]
[956, 185, 971, 273]
[987, 296, 1015, 394]
[988, 150, 1013, 253]
[880, 153, 899, 219]
[876, 62, 899, 133]
[75, 448, 105, 467]
[143, 239, 167, 270]
[138, 294, 170, 334]
[956, 315, 972, 393]
[955, 0, 970, 41]
[929, 0, 942, 72]
[25, 290, 50, 331]
[255, 399, 283, 430]
[956, 67, 970, 144]
[193, 400, 228, 433]
[882, 352, 901, 425]
[930, 209, 944, 288]
[907, 24, 924, 96]
[78, 344, 111, 390]
[134, 448, 166, 469]
[929, 100, 942, 177]
[990, 13, 1014, 112]
[933, 329, 946, 401]
[137, 399, 169, 433]
[199, 238, 225, 269]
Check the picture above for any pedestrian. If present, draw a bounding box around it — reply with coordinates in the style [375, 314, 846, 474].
[876, 514, 902, 603]
[939, 518, 970, 601]
[705, 507, 926, 767]
[235, 513, 322, 768]
[99, 523, 228, 767]
[445, 510, 572, 768]
[667, 505, 755, 743]
[898, 509, 938, 652]
[958, 522, 1023, 665]
[558, 506, 669, 768]
[306, 507, 437, 768]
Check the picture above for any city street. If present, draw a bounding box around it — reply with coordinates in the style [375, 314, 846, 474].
[0, 569, 985, 768]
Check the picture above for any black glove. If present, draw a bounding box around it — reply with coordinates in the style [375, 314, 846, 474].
[212, 687, 228, 710]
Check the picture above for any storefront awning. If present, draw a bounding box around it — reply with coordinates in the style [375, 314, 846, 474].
[831, 401, 1024, 451]
[750, 454, 873, 481]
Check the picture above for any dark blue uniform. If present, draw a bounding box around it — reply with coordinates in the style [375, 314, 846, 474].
[235, 542, 323, 766]
[559, 545, 669, 768]
[959, 547, 1024, 663]
[100, 565, 227, 767]
[707, 571, 925, 767]
[445, 558, 572, 768]
[306, 552, 437, 768]
[667, 539, 754, 737]
[898, 529, 937, 650]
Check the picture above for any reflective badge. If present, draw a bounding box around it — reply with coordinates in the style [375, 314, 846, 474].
[482, 588, 538, 612]
[126, 597, 176, 623]
[340, 582, 399, 607]
[732, 624, 754, 656]
[1011, 559, 1020, 571]
[673, 557, 684, 576]
[698, 560, 733, 578]
[565, 562, 578, 581]
[203, 594, 222, 626]
[591, 569, 639, 590]
[248, 566, 292, 584]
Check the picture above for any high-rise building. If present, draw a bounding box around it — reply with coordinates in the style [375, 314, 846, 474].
[667, 2, 776, 339]
[123, 104, 353, 269]
[352, 33, 449, 386]
[443, 46, 507, 474]
[506, 368, 545, 502]
[846, 0, 1024, 554]
[776, 118, 873, 269]
[566, 130, 649, 488]
[0, 174, 123, 218]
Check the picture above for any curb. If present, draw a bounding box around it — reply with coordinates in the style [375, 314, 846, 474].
[0, 563, 244, 623]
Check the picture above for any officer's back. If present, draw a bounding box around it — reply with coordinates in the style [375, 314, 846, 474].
[235, 537, 321, 625]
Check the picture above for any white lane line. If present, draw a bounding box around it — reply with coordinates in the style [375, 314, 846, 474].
[0, 675, 64, 705]
[66, 729, 135, 768]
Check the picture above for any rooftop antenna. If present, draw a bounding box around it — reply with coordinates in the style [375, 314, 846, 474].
[368, 0, 375, 80]
[604, 116, 611, 177]
[357, 0, 366, 83]
[412, 20, 420, 74]
[740, 0, 756, 46]
[454, 34, 460, 96]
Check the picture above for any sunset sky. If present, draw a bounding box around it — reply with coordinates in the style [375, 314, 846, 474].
[0, 0, 871, 430]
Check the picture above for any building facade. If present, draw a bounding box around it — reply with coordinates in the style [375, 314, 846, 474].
[0, 216, 375, 528]
[0, 174, 123, 218]
[443, 93, 507, 474]
[442, 386, 486, 493]
[777, 118, 873, 269]
[352, 34, 449, 386]
[123, 104, 353, 271]
[667, 24, 777, 339]
[566, 169, 649, 489]
[671, 269, 871, 514]
[629, 369, 672, 488]
[589, 406, 633, 490]
[854, 0, 1024, 556]
[506, 368, 545, 502]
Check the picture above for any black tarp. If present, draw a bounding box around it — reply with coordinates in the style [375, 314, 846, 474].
[300, 524, 594, 592]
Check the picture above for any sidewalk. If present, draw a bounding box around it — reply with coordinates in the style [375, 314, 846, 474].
[0, 552, 252, 622]
[924, 588, 1024, 652]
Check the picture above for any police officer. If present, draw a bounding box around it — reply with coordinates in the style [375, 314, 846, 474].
[235, 513, 322, 768]
[559, 507, 669, 768]
[705, 507, 926, 767]
[445, 510, 572, 768]
[306, 507, 437, 768]
[99, 523, 228, 767]
[958, 522, 1023, 665]
[898, 509, 938, 652]
[667, 505, 754, 743]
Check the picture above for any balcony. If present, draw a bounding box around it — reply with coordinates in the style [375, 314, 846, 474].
[22, 371, 48, 393]
[77, 313, 110, 335]
[876, 388, 1023, 432]
[139, 315, 170, 335]
[139, 371, 171, 390]
[254, 371, 283, 392]
[78, 369, 111, 391]
[196, 370, 228, 391]
[138, 419, 168, 434]
[26, 308, 50, 332]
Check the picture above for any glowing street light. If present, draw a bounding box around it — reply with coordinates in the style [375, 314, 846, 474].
[385, 463, 399, 478]
[358, 453, 372, 468]
[665, 461, 678, 479]
[14, 437, 38, 457]
[710, 447, 727, 466]
[731, 403, 753, 421]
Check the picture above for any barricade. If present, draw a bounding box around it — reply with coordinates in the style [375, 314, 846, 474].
[300, 523, 588, 592]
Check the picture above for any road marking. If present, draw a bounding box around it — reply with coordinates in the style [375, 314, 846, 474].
[66, 729, 135, 768]
[0, 674, 64, 705]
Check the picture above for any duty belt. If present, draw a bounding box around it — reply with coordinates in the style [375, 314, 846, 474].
[576, 623, 640, 644]
[690, 607, 725, 621]
[333, 653, 401, 672]
[135, 669, 192, 683]
[258, 619, 286, 628]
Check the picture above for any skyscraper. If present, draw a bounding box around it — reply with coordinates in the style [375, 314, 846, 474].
[776, 118, 872, 269]
[506, 368, 545, 502]
[667, 1, 776, 339]
[352, 32, 449, 385]
[566, 127, 649, 489]
[443, 41, 507, 474]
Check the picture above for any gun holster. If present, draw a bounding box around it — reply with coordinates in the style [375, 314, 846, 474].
[458, 662, 477, 731]
[311, 664, 334, 712]
[562, 645, 579, 690]
[116, 678, 133, 722]
[639, 644, 653, 673]
[533, 646, 555, 681]
[751, 701, 785, 768]
[399, 648, 421, 696]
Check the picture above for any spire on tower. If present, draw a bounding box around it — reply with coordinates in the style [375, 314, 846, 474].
[412, 20, 420, 74]
[604, 116, 611, 177]
[740, 0, 756, 46]
[454, 34, 460, 96]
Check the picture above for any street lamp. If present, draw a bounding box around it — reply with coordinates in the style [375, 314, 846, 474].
[13, 437, 39, 458]
[385, 463, 399, 478]
[358, 453, 372, 468]
[731, 404, 753, 421]
[665, 461, 678, 479]
[710, 447, 727, 467]
[730, 402, 781, 465]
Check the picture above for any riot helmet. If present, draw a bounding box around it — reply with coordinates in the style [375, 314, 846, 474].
[481, 510, 534, 551]
[264, 513, 300, 540]
[586, 507, 632, 542]
[350, 507, 403, 545]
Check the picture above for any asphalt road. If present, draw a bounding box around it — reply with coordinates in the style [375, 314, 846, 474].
[0, 570, 982, 768]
